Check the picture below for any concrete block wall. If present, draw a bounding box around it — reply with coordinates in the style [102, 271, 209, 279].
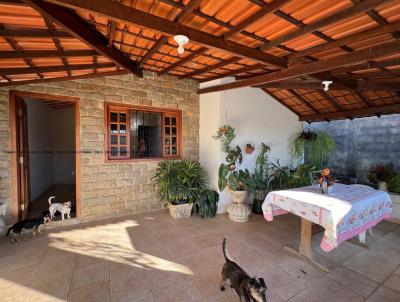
[309, 114, 400, 183]
[0, 72, 199, 223]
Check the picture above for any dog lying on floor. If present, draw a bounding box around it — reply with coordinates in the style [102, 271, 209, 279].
[6, 213, 51, 243]
[48, 196, 71, 220]
[221, 237, 267, 302]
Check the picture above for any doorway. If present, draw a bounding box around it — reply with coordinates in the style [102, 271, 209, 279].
[10, 91, 80, 222]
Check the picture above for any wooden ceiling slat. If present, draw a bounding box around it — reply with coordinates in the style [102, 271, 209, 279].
[259, 0, 387, 51]
[0, 50, 98, 59]
[175, 0, 203, 23]
[299, 103, 400, 122]
[198, 63, 265, 82]
[159, 47, 208, 75]
[288, 89, 320, 114]
[23, 0, 143, 77]
[198, 40, 400, 94]
[41, 0, 287, 68]
[224, 0, 290, 39]
[180, 56, 240, 79]
[0, 28, 71, 38]
[139, 36, 168, 68]
[0, 62, 115, 75]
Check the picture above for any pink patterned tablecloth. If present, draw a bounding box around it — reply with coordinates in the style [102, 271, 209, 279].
[262, 184, 392, 252]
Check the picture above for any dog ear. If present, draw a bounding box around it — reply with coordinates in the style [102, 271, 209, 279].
[258, 278, 267, 289]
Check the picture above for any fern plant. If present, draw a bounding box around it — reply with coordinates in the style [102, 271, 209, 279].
[289, 130, 335, 169]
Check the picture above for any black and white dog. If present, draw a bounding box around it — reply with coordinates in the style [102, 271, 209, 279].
[6, 213, 51, 243]
[221, 237, 267, 302]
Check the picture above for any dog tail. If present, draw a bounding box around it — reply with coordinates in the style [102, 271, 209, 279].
[6, 227, 12, 237]
[48, 196, 56, 205]
[222, 236, 232, 262]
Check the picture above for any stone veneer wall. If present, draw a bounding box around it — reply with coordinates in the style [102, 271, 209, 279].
[0, 72, 199, 224]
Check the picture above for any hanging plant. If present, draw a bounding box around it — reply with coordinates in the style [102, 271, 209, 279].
[213, 125, 236, 153]
[289, 130, 335, 169]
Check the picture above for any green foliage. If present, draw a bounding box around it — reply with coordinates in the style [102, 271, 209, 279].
[227, 169, 255, 192]
[252, 143, 271, 191]
[388, 174, 400, 194]
[152, 160, 208, 204]
[218, 164, 229, 191]
[367, 163, 395, 184]
[289, 130, 335, 169]
[193, 189, 219, 218]
[226, 145, 243, 165]
[268, 161, 314, 190]
[213, 125, 236, 153]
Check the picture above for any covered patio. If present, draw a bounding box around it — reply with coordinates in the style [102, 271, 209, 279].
[0, 0, 400, 301]
[0, 210, 399, 302]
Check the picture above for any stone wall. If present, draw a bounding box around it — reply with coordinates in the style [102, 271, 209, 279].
[309, 114, 400, 183]
[0, 72, 199, 224]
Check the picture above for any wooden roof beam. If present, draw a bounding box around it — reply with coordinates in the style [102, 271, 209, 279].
[224, 0, 290, 39]
[299, 104, 400, 122]
[199, 63, 265, 83]
[198, 40, 400, 94]
[288, 21, 400, 63]
[319, 91, 344, 111]
[180, 56, 240, 79]
[259, 0, 387, 51]
[0, 28, 71, 38]
[0, 49, 98, 59]
[175, 0, 203, 23]
[41, 0, 287, 68]
[139, 36, 168, 67]
[24, 0, 143, 77]
[0, 62, 115, 76]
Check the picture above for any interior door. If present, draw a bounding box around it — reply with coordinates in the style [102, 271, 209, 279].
[16, 98, 30, 220]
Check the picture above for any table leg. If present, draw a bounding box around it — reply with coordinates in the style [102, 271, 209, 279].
[299, 218, 313, 258]
[284, 218, 329, 272]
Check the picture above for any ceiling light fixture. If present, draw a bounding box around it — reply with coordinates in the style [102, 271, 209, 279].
[322, 80, 333, 91]
[174, 35, 189, 55]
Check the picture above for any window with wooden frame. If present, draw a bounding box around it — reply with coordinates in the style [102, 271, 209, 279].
[106, 104, 182, 160]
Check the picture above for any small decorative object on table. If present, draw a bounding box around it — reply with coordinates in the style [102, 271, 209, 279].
[319, 168, 335, 194]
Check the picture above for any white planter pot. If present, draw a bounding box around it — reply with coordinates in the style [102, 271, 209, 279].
[168, 203, 193, 220]
[226, 191, 251, 222]
[379, 181, 388, 192]
[389, 193, 400, 222]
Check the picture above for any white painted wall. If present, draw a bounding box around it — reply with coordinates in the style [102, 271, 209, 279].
[26, 99, 75, 201]
[199, 80, 302, 213]
[51, 107, 75, 184]
[26, 100, 54, 200]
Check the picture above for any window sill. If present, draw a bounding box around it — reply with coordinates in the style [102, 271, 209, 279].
[104, 156, 181, 163]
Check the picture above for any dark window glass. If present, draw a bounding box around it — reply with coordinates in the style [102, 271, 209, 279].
[120, 113, 126, 122]
[172, 117, 176, 126]
[111, 147, 118, 157]
[120, 136, 127, 145]
[111, 135, 118, 145]
[111, 112, 118, 122]
[111, 124, 118, 134]
[171, 127, 176, 135]
[130, 110, 162, 158]
[120, 124, 126, 134]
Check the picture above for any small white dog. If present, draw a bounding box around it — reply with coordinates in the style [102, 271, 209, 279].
[48, 196, 72, 220]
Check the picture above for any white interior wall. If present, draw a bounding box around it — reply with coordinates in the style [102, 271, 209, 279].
[51, 107, 75, 184]
[26, 99, 75, 201]
[26, 100, 54, 200]
[199, 79, 302, 213]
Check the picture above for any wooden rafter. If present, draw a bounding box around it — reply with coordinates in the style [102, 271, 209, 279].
[299, 104, 400, 122]
[319, 91, 344, 111]
[224, 0, 290, 39]
[262, 88, 300, 116]
[41, 0, 287, 68]
[198, 64, 265, 83]
[259, 0, 386, 51]
[175, 0, 203, 23]
[0, 62, 115, 76]
[159, 47, 208, 75]
[0, 50, 98, 59]
[0, 28, 71, 38]
[198, 41, 400, 94]
[139, 36, 168, 67]
[288, 89, 320, 114]
[180, 56, 240, 79]
[23, 0, 143, 77]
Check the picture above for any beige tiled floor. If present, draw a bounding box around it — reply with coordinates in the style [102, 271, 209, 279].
[1, 211, 400, 302]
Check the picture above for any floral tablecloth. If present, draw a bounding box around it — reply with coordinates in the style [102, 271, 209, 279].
[262, 184, 392, 252]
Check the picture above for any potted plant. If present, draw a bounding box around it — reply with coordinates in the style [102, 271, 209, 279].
[193, 189, 219, 219]
[289, 130, 335, 169]
[223, 169, 255, 222]
[252, 143, 271, 214]
[152, 160, 207, 219]
[388, 173, 400, 222]
[367, 163, 394, 191]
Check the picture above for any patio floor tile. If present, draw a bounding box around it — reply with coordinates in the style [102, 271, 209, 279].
[0, 210, 398, 302]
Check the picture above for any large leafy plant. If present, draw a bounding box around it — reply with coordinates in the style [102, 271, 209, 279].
[289, 130, 335, 169]
[388, 174, 400, 194]
[193, 189, 219, 218]
[367, 163, 395, 183]
[152, 160, 207, 204]
[226, 169, 255, 192]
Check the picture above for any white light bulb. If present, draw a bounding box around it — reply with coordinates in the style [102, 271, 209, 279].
[322, 80, 333, 91]
[178, 46, 184, 54]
